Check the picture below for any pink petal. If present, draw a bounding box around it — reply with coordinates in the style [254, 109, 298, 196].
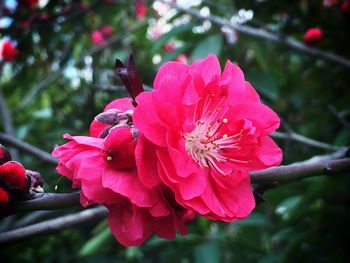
[190, 54, 221, 85]
[108, 204, 152, 246]
[134, 92, 167, 147]
[154, 61, 190, 90]
[102, 167, 155, 207]
[135, 134, 161, 188]
[221, 61, 260, 105]
[256, 136, 282, 167]
[227, 103, 280, 135]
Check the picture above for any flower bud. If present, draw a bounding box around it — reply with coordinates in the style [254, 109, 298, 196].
[26, 170, 44, 194]
[0, 144, 11, 165]
[0, 186, 10, 209]
[95, 109, 128, 125]
[0, 161, 27, 192]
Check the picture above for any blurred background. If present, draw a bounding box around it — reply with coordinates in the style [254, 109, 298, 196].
[0, 0, 350, 262]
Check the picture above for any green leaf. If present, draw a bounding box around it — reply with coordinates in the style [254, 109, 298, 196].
[190, 34, 222, 61]
[246, 72, 279, 101]
[79, 227, 112, 257]
[194, 241, 220, 263]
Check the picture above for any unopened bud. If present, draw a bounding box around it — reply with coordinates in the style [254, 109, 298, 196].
[26, 170, 44, 193]
[0, 144, 12, 165]
[95, 109, 128, 125]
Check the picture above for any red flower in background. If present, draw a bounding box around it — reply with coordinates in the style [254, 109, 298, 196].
[303, 28, 323, 46]
[341, 0, 350, 13]
[91, 26, 114, 45]
[53, 98, 189, 246]
[135, 0, 148, 20]
[133, 54, 282, 222]
[20, 0, 39, 9]
[0, 41, 19, 62]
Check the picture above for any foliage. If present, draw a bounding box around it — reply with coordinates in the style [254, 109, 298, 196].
[1, 0, 349, 262]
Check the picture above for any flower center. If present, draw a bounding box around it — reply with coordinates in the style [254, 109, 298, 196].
[184, 94, 248, 175]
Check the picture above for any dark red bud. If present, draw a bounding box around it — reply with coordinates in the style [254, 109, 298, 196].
[115, 55, 144, 106]
[0, 161, 27, 192]
[26, 170, 44, 193]
[95, 109, 128, 125]
[0, 144, 12, 165]
[0, 187, 9, 209]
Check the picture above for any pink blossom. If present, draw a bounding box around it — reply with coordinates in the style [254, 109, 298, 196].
[53, 98, 189, 246]
[163, 42, 176, 53]
[135, 0, 148, 20]
[303, 28, 323, 46]
[175, 54, 188, 63]
[90, 26, 114, 45]
[91, 31, 105, 45]
[0, 40, 19, 62]
[133, 54, 282, 222]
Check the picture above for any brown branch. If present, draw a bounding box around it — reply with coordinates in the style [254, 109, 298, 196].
[250, 149, 349, 186]
[271, 131, 344, 151]
[8, 192, 80, 214]
[0, 132, 58, 165]
[0, 207, 108, 245]
[161, 0, 350, 68]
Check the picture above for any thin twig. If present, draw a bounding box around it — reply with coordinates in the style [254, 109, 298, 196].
[271, 131, 344, 151]
[0, 132, 58, 165]
[16, 22, 147, 112]
[0, 207, 108, 245]
[161, 0, 350, 68]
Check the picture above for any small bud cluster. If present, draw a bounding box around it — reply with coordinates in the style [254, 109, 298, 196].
[0, 144, 44, 214]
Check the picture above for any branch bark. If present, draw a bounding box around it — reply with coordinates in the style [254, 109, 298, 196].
[161, 0, 350, 68]
[0, 207, 108, 245]
[0, 132, 58, 165]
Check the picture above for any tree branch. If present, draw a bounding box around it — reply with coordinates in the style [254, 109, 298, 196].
[250, 149, 349, 185]
[0, 207, 108, 245]
[0, 132, 58, 165]
[161, 0, 350, 68]
[271, 131, 344, 151]
[2, 149, 347, 215]
[8, 192, 80, 214]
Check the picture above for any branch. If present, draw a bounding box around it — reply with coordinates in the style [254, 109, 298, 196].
[8, 192, 80, 214]
[271, 131, 344, 151]
[161, 0, 350, 68]
[0, 132, 58, 165]
[250, 149, 350, 186]
[0, 207, 108, 245]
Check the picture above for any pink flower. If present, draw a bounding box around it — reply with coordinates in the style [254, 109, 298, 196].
[53, 98, 189, 246]
[91, 31, 105, 45]
[90, 26, 114, 45]
[133, 54, 282, 222]
[163, 42, 176, 53]
[0, 40, 19, 62]
[175, 54, 188, 63]
[303, 28, 323, 46]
